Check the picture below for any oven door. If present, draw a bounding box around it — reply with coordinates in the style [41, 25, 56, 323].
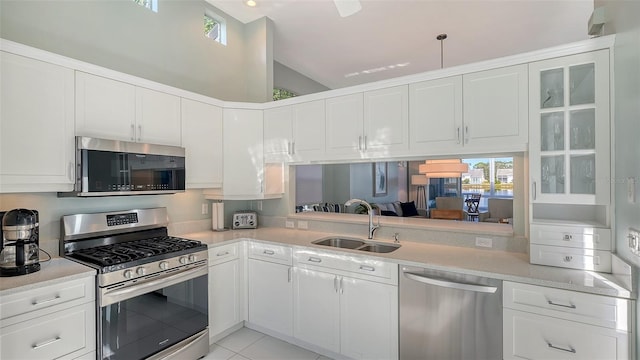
[98, 265, 208, 360]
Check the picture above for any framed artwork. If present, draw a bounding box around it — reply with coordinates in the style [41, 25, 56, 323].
[373, 162, 387, 197]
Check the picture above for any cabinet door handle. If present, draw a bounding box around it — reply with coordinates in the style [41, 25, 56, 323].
[288, 267, 292, 283]
[363, 135, 368, 150]
[358, 136, 362, 150]
[131, 124, 135, 141]
[547, 300, 576, 309]
[137, 125, 142, 142]
[216, 251, 230, 257]
[291, 141, 295, 155]
[456, 127, 461, 144]
[464, 125, 469, 144]
[532, 182, 537, 200]
[359, 265, 375, 272]
[308, 256, 322, 263]
[32, 295, 61, 306]
[32, 336, 61, 349]
[339, 277, 344, 294]
[547, 342, 576, 354]
[334, 275, 338, 292]
[263, 249, 275, 255]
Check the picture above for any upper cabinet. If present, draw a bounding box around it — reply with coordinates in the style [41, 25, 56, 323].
[409, 76, 463, 154]
[326, 86, 409, 160]
[408, 65, 527, 156]
[76, 72, 181, 146]
[529, 50, 610, 205]
[0, 52, 75, 193]
[462, 64, 528, 152]
[264, 100, 325, 163]
[205, 108, 283, 200]
[181, 98, 223, 189]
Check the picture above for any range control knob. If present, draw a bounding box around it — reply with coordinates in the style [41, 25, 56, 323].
[188, 255, 196, 263]
[159, 261, 169, 270]
[179, 257, 187, 265]
[136, 267, 146, 276]
[123, 270, 133, 279]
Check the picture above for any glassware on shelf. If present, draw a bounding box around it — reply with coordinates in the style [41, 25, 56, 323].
[569, 109, 596, 150]
[541, 112, 564, 151]
[569, 63, 595, 106]
[541, 155, 565, 194]
[540, 68, 564, 108]
[570, 154, 596, 194]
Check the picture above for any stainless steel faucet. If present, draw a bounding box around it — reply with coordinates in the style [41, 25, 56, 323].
[344, 198, 380, 239]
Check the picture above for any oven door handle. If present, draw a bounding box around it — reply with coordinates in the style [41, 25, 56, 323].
[100, 264, 208, 307]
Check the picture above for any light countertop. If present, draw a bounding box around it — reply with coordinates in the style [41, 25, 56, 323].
[0, 257, 96, 296]
[181, 227, 634, 299]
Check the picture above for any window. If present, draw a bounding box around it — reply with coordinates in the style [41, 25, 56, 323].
[273, 88, 297, 101]
[462, 157, 514, 204]
[204, 12, 227, 45]
[133, 0, 158, 12]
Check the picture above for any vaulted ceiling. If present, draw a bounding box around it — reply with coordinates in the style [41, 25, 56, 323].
[210, 0, 594, 89]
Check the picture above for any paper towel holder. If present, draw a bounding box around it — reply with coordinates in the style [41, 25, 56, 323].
[211, 201, 230, 232]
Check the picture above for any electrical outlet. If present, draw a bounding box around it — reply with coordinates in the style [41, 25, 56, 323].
[285, 220, 295, 228]
[201, 203, 208, 215]
[475, 237, 493, 248]
[629, 228, 640, 256]
[298, 221, 308, 230]
[256, 201, 263, 211]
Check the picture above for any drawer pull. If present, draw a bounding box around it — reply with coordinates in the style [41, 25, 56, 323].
[547, 342, 576, 354]
[263, 249, 275, 255]
[216, 251, 230, 256]
[563, 255, 573, 262]
[32, 336, 61, 349]
[563, 234, 573, 241]
[308, 257, 322, 263]
[547, 300, 576, 309]
[32, 295, 61, 306]
[359, 265, 375, 272]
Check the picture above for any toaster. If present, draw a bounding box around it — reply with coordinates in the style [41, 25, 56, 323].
[232, 211, 257, 229]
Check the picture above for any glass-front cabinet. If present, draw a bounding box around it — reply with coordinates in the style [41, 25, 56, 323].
[529, 50, 610, 205]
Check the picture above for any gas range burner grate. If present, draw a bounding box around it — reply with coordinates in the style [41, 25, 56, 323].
[71, 236, 203, 267]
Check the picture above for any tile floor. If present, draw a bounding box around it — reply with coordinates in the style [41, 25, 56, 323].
[202, 327, 332, 360]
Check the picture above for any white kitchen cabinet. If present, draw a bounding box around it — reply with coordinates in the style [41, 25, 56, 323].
[0, 276, 96, 360]
[0, 51, 75, 193]
[293, 268, 341, 353]
[205, 108, 283, 200]
[293, 249, 398, 360]
[208, 243, 242, 342]
[529, 50, 610, 206]
[325, 86, 408, 160]
[181, 98, 223, 188]
[247, 253, 293, 337]
[409, 76, 463, 154]
[503, 281, 632, 360]
[264, 100, 325, 163]
[462, 64, 528, 152]
[76, 71, 182, 146]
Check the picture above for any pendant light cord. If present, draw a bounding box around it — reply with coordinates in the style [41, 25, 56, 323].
[436, 33, 447, 69]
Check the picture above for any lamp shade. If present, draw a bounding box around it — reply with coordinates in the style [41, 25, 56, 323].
[419, 159, 469, 178]
[411, 174, 428, 185]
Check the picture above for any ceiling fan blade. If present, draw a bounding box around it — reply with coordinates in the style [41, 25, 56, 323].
[334, 0, 362, 17]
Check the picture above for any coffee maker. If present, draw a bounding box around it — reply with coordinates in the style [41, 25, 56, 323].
[0, 209, 40, 276]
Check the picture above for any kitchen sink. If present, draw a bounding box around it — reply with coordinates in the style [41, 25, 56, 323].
[312, 237, 400, 253]
[357, 243, 401, 253]
[312, 237, 366, 249]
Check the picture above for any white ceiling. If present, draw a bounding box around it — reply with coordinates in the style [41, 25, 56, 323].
[209, 0, 594, 90]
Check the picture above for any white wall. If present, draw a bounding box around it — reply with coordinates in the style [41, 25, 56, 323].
[274, 61, 331, 95]
[0, 0, 271, 102]
[595, 0, 640, 355]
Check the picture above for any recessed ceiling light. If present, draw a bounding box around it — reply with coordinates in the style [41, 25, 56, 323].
[246, 0, 257, 7]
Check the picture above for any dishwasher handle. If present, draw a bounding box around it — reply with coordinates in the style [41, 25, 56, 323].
[403, 271, 498, 294]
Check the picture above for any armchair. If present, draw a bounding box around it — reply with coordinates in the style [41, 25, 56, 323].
[479, 198, 513, 223]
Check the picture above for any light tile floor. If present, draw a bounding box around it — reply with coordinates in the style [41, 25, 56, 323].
[202, 327, 333, 360]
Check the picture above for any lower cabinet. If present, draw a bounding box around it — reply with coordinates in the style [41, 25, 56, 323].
[293, 249, 399, 360]
[208, 243, 243, 343]
[503, 281, 633, 359]
[0, 276, 96, 360]
[247, 242, 293, 337]
[293, 267, 398, 360]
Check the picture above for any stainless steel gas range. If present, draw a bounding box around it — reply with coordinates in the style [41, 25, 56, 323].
[60, 207, 209, 360]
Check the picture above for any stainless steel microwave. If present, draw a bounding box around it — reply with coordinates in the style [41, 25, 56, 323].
[59, 136, 186, 197]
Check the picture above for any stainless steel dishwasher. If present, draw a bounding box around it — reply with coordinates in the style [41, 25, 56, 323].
[400, 266, 502, 360]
